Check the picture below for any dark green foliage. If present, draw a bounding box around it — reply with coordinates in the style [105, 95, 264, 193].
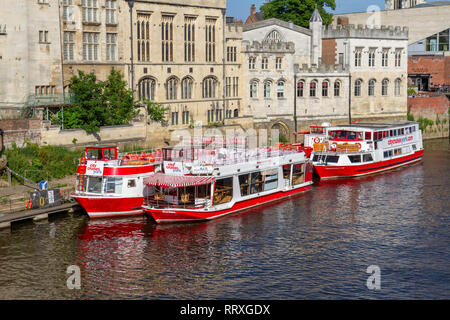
[144, 100, 168, 124]
[54, 69, 138, 133]
[4, 142, 83, 183]
[260, 0, 336, 28]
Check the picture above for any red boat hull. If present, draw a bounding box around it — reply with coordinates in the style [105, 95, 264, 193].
[72, 195, 144, 218]
[146, 184, 312, 223]
[314, 150, 424, 179]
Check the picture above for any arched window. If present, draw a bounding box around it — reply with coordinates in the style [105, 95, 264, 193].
[354, 79, 362, 97]
[310, 81, 317, 97]
[203, 77, 217, 98]
[166, 77, 178, 100]
[334, 81, 340, 97]
[382, 79, 389, 96]
[277, 80, 285, 98]
[368, 79, 376, 96]
[297, 80, 304, 97]
[395, 78, 401, 96]
[138, 77, 156, 101]
[264, 30, 282, 44]
[181, 77, 193, 99]
[263, 80, 271, 98]
[250, 80, 258, 98]
[322, 81, 329, 97]
[233, 109, 239, 118]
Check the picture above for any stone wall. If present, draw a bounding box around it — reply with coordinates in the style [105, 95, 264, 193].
[408, 56, 450, 87]
[408, 95, 450, 139]
[0, 118, 41, 148]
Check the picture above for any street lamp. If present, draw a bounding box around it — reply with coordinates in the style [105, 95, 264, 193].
[126, 0, 135, 93]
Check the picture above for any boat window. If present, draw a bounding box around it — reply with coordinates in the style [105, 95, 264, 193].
[383, 150, 393, 158]
[412, 144, 417, 150]
[401, 128, 405, 135]
[87, 149, 103, 160]
[365, 132, 372, 140]
[250, 172, 264, 194]
[292, 163, 305, 185]
[325, 155, 339, 163]
[128, 179, 136, 188]
[347, 132, 357, 140]
[239, 174, 251, 196]
[264, 169, 278, 191]
[283, 164, 291, 180]
[214, 177, 233, 205]
[348, 155, 361, 163]
[312, 155, 319, 162]
[329, 131, 338, 139]
[87, 176, 103, 193]
[363, 154, 373, 162]
[103, 148, 115, 160]
[394, 148, 402, 156]
[104, 177, 123, 194]
[358, 132, 364, 140]
[338, 131, 347, 139]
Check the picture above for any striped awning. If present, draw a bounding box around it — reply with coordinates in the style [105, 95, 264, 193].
[144, 173, 215, 188]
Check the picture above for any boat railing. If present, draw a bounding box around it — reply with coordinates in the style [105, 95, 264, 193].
[144, 197, 211, 210]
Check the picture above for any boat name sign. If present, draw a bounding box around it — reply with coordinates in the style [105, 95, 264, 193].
[85, 161, 104, 176]
[164, 161, 184, 175]
[388, 136, 413, 146]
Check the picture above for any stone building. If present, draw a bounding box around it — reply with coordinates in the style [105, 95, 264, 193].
[0, 0, 64, 118]
[385, 0, 427, 10]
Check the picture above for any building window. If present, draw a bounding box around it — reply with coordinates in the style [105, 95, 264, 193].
[368, 79, 375, 96]
[171, 111, 179, 125]
[83, 32, 98, 61]
[138, 77, 156, 101]
[232, 77, 239, 97]
[225, 77, 231, 97]
[202, 77, 217, 98]
[137, 14, 151, 62]
[395, 78, 401, 96]
[82, 0, 98, 23]
[181, 77, 193, 99]
[395, 50, 402, 67]
[264, 81, 271, 98]
[63, 31, 74, 60]
[182, 111, 190, 125]
[39, 30, 49, 43]
[162, 16, 173, 62]
[382, 79, 389, 96]
[354, 79, 362, 97]
[368, 50, 375, 67]
[277, 81, 285, 98]
[166, 77, 178, 100]
[250, 80, 258, 98]
[322, 81, 329, 97]
[261, 57, 268, 69]
[106, 33, 117, 61]
[227, 46, 236, 62]
[382, 49, 389, 67]
[310, 81, 317, 97]
[297, 81, 304, 97]
[276, 57, 282, 69]
[248, 57, 256, 69]
[184, 17, 196, 62]
[354, 49, 362, 67]
[334, 81, 340, 97]
[226, 77, 238, 98]
[105, 0, 116, 24]
[205, 18, 216, 62]
[63, 0, 74, 21]
[233, 109, 239, 118]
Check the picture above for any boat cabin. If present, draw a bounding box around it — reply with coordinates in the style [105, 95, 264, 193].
[85, 145, 118, 161]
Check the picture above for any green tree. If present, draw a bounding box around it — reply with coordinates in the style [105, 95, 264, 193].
[143, 100, 169, 124]
[55, 69, 138, 133]
[260, 0, 336, 28]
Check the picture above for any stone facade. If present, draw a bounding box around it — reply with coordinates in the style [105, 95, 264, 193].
[385, 0, 427, 10]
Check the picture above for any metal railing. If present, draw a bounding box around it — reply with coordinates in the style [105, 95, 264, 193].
[25, 94, 76, 107]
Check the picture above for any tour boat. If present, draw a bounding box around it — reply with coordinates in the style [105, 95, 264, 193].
[142, 145, 313, 223]
[71, 145, 161, 218]
[308, 121, 424, 179]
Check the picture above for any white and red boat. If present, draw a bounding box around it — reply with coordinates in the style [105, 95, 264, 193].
[308, 121, 424, 179]
[71, 145, 161, 218]
[142, 146, 313, 223]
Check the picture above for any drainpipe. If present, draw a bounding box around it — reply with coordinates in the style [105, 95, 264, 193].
[294, 73, 297, 143]
[222, 9, 226, 125]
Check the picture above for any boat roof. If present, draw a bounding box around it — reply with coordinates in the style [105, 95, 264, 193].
[86, 145, 117, 149]
[328, 121, 418, 130]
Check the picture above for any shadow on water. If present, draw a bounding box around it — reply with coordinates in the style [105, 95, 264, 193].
[0, 139, 448, 299]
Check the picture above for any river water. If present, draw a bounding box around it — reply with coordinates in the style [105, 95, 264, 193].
[0, 139, 448, 300]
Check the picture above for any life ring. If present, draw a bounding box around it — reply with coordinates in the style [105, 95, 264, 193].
[355, 143, 362, 150]
[331, 143, 337, 150]
[314, 137, 320, 144]
[25, 200, 32, 210]
[40, 197, 45, 207]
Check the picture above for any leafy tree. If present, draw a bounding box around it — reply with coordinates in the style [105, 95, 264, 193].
[143, 100, 169, 124]
[260, 0, 336, 28]
[55, 69, 138, 134]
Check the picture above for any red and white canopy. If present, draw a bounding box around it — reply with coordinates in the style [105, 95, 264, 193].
[145, 173, 215, 188]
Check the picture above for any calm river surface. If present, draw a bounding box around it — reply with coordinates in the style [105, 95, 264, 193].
[0, 139, 449, 300]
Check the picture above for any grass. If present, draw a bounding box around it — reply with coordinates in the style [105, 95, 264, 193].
[3, 142, 83, 184]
